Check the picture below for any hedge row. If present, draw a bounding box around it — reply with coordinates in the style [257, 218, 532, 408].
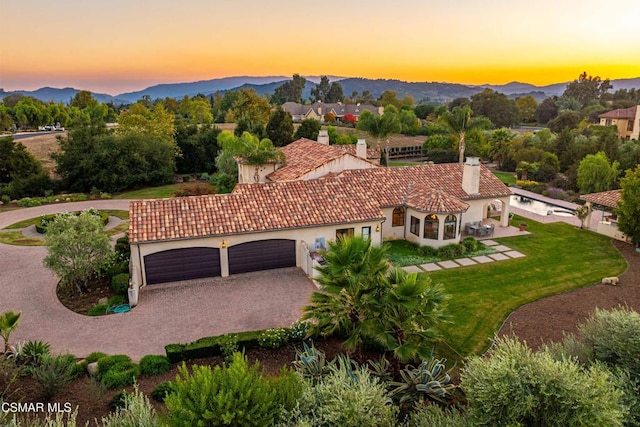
[165, 323, 309, 363]
[36, 210, 110, 234]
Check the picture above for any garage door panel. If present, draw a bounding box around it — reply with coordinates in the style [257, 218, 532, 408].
[228, 239, 296, 275]
[144, 247, 221, 285]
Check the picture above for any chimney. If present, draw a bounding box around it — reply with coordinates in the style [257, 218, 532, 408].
[317, 130, 329, 145]
[462, 157, 480, 195]
[356, 139, 367, 159]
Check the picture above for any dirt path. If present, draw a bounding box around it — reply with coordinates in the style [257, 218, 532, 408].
[498, 240, 639, 349]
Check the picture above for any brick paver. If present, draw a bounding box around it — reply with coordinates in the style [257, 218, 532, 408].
[0, 201, 316, 360]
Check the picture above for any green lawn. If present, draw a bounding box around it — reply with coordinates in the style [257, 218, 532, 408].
[493, 171, 517, 185]
[113, 184, 186, 199]
[386, 239, 496, 266]
[388, 161, 422, 167]
[426, 219, 626, 358]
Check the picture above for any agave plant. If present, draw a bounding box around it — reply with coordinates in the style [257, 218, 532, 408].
[19, 340, 51, 367]
[389, 357, 455, 404]
[0, 311, 21, 353]
[292, 341, 329, 382]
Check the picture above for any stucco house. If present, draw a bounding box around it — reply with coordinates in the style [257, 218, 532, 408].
[129, 157, 512, 286]
[598, 105, 640, 140]
[282, 101, 382, 122]
[237, 131, 380, 184]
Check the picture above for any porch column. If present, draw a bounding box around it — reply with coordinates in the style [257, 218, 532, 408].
[584, 202, 594, 230]
[500, 197, 511, 227]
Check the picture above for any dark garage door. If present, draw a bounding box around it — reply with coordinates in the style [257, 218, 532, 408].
[144, 247, 221, 285]
[228, 239, 296, 275]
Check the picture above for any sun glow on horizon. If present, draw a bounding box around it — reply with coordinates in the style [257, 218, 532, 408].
[1, 0, 638, 94]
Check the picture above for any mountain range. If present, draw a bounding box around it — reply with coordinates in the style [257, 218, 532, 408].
[1, 76, 639, 106]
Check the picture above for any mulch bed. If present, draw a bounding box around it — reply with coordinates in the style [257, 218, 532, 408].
[56, 277, 117, 316]
[498, 239, 639, 349]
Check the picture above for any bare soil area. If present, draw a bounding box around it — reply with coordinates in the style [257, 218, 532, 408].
[17, 133, 61, 176]
[499, 239, 639, 349]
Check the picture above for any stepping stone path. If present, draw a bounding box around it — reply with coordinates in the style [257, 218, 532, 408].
[401, 241, 526, 274]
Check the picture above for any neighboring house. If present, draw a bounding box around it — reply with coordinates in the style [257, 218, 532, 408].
[580, 189, 628, 242]
[598, 105, 640, 140]
[237, 131, 380, 183]
[282, 101, 382, 122]
[129, 157, 512, 286]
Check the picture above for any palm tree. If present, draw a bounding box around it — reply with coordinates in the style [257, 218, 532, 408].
[439, 106, 492, 164]
[302, 236, 390, 350]
[357, 106, 401, 165]
[219, 131, 285, 182]
[368, 268, 450, 364]
[0, 311, 21, 353]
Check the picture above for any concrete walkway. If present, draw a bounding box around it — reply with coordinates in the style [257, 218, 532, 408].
[0, 201, 316, 360]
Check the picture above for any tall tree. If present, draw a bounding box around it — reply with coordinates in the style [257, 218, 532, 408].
[326, 82, 345, 103]
[617, 165, 640, 246]
[515, 95, 538, 124]
[311, 76, 331, 102]
[294, 118, 321, 140]
[563, 71, 612, 108]
[438, 106, 492, 164]
[266, 108, 294, 147]
[43, 210, 114, 294]
[357, 106, 401, 165]
[577, 151, 619, 194]
[470, 89, 517, 128]
[535, 96, 559, 124]
[272, 74, 307, 104]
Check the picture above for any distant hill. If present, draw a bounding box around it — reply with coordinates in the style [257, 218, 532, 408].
[116, 76, 290, 102]
[0, 87, 127, 105]
[2, 76, 639, 106]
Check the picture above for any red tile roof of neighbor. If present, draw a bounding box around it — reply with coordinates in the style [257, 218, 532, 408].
[129, 178, 385, 243]
[598, 106, 638, 120]
[266, 138, 379, 181]
[129, 163, 510, 244]
[580, 189, 621, 208]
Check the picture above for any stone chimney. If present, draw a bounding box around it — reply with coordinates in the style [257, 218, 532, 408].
[356, 139, 367, 159]
[462, 156, 480, 195]
[317, 130, 329, 145]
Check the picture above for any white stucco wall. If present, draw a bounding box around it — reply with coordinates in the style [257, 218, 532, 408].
[298, 154, 377, 180]
[238, 163, 279, 184]
[403, 209, 463, 248]
[131, 220, 383, 285]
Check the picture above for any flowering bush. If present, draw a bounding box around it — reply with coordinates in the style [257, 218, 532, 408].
[258, 328, 289, 349]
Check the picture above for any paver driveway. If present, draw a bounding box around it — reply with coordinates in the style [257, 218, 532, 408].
[0, 201, 317, 360]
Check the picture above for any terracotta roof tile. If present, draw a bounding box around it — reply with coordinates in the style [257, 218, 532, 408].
[339, 163, 512, 206]
[405, 185, 469, 213]
[129, 178, 385, 243]
[580, 189, 621, 208]
[267, 138, 378, 181]
[598, 106, 638, 120]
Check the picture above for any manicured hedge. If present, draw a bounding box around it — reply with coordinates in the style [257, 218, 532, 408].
[165, 323, 311, 363]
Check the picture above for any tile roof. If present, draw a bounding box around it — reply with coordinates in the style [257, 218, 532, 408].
[405, 185, 469, 213]
[580, 189, 621, 208]
[339, 163, 512, 206]
[598, 106, 638, 120]
[267, 138, 378, 181]
[282, 102, 380, 117]
[129, 179, 385, 243]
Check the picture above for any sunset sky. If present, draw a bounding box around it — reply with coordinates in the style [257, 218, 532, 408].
[1, 0, 639, 95]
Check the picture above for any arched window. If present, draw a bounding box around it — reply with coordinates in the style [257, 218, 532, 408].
[392, 207, 405, 226]
[423, 214, 439, 239]
[444, 214, 457, 240]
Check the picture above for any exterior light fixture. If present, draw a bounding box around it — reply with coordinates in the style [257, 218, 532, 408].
[375, 224, 381, 232]
[221, 240, 227, 248]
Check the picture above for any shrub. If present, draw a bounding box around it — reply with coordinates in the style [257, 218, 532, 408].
[218, 333, 239, 360]
[19, 340, 51, 367]
[293, 341, 330, 382]
[181, 174, 190, 183]
[30, 354, 79, 399]
[1, 195, 10, 205]
[461, 237, 478, 252]
[437, 244, 462, 259]
[198, 172, 210, 181]
[110, 390, 132, 410]
[17, 197, 42, 207]
[409, 404, 473, 427]
[285, 362, 398, 427]
[88, 304, 109, 316]
[100, 362, 140, 389]
[151, 381, 175, 402]
[114, 236, 130, 261]
[288, 320, 311, 342]
[139, 355, 171, 377]
[100, 384, 160, 427]
[107, 295, 127, 306]
[165, 352, 298, 426]
[0, 355, 20, 400]
[461, 336, 628, 426]
[258, 328, 289, 349]
[111, 273, 129, 295]
[418, 245, 438, 257]
[85, 352, 108, 364]
[96, 355, 140, 389]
